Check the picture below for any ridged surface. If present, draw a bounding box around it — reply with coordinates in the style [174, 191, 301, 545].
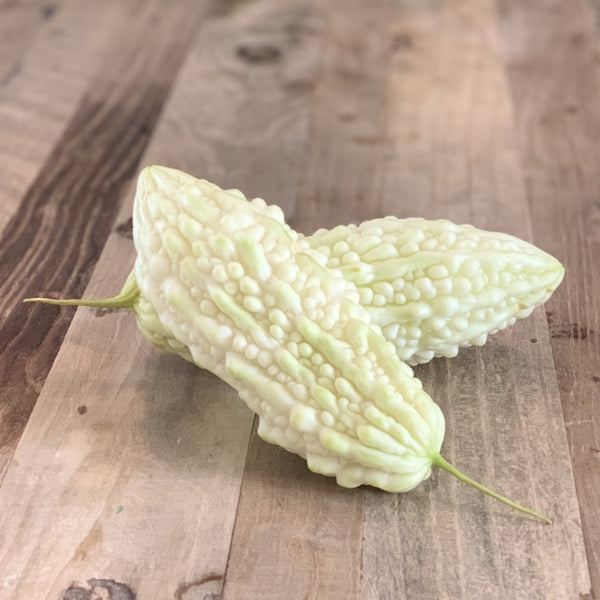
[133, 191, 566, 367]
[133, 166, 445, 492]
[310, 218, 564, 364]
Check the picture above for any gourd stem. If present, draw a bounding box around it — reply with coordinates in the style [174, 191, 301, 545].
[432, 453, 552, 524]
[23, 272, 139, 310]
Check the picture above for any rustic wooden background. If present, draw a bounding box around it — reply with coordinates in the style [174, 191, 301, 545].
[0, 0, 598, 598]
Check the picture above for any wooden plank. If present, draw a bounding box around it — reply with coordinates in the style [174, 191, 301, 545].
[287, 0, 392, 234]
[224, 422, 364, 600]
[0, 240, 254, 599]
[222, 2, 394, 597]
[360, 1, 590, 598]
[144, 0, 323, 210]
[0, 0, 57, 84]
[0, 1, 126, 230]
[115, 0, 366, 596]
[0, 0, 211, 480]
[495, 0, 600, 595]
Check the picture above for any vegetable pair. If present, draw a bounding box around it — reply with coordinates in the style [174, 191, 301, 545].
[27, 166, 563, 523]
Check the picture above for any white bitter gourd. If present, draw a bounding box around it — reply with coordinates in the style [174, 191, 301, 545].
[308, 218, 564, 365]
[26, 166, 551, 522]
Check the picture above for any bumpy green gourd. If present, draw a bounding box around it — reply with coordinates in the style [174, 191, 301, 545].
[309, 218, 564, 365]
[26, 166, 550, 522]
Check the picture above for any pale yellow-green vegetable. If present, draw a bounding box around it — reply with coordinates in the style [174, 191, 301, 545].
[26, 166, 551, 522]
[127, 202, 564, 367]
[309, 218, 564, 365]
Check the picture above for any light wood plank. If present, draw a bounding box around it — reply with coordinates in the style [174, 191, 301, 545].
[289, 1, 392, 234]
[224, 422, 364, 600]
[361, 1, 590, 598]
[0, 1, 129, 231]
[145, 0, 323, 209]
[135, 1, 367, 596]
[0, 238, 253, 599]
[0, 0, 59, 85]
[496, 0, 600, 595]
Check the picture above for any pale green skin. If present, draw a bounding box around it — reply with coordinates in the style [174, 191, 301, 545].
[132, 166, 442, 493]
[309, 218, 564, 365]
[124, 215, 566, 368]
[25, 166, 552, 523]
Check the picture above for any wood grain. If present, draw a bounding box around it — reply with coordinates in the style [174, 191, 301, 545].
[0, 0, 211, 479]
[142, 0, 324, 210]
[0, 1, 127, 230]
[361, 1, 589, 597]
[496, 0, 600, 594]
[289, 0, 393, 234]
[0, 0, 59, 85]
[0, 241, 254, 598]
[0, 0, 596, 598]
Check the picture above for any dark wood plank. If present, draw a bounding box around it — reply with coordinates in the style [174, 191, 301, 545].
[495, 0, 600, 595]
[0, 0, 212, 480]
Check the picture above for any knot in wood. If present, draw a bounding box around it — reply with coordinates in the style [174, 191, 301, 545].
[236, 43, 282, 64]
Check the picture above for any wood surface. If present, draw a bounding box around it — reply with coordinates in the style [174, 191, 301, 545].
[0, 0, 597, 598]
